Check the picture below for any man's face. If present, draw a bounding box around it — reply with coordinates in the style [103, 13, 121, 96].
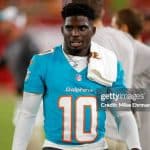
[61, 16, 96, 56]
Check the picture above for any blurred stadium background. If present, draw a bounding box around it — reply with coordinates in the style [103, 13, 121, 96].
[0, 0, 149, 150]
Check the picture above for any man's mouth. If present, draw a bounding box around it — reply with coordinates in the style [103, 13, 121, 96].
[70, 41, 82, 47]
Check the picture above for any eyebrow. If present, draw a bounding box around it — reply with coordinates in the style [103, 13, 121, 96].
[64, 22, 90, 26]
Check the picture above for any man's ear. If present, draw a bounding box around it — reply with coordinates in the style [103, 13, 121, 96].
[61, 26, 64, 35]
[92, 26, 96, 36]
[120, 24, 129, 33]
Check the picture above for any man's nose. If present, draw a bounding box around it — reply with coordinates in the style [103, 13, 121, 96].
[72, 28, 80, 36]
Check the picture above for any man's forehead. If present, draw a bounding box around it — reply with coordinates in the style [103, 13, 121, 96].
[64, 16, 91, 25]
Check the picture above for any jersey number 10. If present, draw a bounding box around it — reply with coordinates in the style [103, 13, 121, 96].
[59, 96, 98, 142]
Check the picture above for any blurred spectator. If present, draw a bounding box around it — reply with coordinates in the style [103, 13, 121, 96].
[0, 6, 39, 95]
[0, 5, 42, 150]
[112, 8, 150, 150]
[111, 8, 144, 41]
[111, 8, 150, 81]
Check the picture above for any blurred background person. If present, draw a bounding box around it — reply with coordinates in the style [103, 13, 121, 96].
[0, 6, 42, 150]
[111, 8, 150, 150]
[0, 6, 39, 96]
[111, 8, 150, 89]
[111, 8, 144, 41]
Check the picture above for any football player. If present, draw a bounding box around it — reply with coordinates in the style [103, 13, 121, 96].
[12, 3, 141, 150]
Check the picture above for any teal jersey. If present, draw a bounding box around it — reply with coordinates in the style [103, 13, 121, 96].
[24, 45, 125, 145]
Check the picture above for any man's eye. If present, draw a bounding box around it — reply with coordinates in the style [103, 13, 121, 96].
[65, 26, 73, 31]
[79, 26, 89, 31]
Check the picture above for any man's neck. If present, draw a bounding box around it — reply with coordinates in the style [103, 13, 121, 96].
[63, 45, 90, 57]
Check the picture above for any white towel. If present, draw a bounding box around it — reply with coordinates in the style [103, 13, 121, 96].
[87, 42, 117, 86]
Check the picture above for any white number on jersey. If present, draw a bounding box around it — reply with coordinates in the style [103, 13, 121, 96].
[58, 96, 98, 142]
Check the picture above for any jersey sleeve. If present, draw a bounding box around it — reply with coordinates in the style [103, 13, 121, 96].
[24, 55, 45, 94]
